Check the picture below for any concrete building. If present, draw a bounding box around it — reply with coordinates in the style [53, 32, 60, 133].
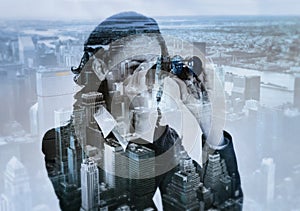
[231, 75, 261, 102]
[294, 76, 300, 109]
[81, 158, 99, 211]
[163, 152, 202, 210]
[36, 67, 75, 138]
[261, 158, 276, 210]
[3, 156, 32, 211]
[103, 138, 125, 189]
[81, 92, 105, 128]
[126, 143, 155, 210]
[18, 36, 35, 68]
[162, 171, 200, 211]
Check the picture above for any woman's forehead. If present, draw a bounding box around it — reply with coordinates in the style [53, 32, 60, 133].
[109, 36, 161, 60]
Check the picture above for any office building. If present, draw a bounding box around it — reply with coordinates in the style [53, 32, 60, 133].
[126, 143, 155, 210]
[18, 36, 35, 68]
[104, 138, 127, 192]
[81, 92, 105, 128]
[3, 157, 32, 211]
[261, 158, 276, 209]
[179, 153, 201, 189]
[203, 153, 232, 206]
[231, 75, 260, 102]
[68, 133, 83, 186]
[162, 171, 200, 211]
[294, 76, 300, 109]
[163, 151, 202, 210]
[36, 67, 75, 138]
[81, 158, 99, 211]
[49, 117, 82, 211]
[203, 154, 223, 190]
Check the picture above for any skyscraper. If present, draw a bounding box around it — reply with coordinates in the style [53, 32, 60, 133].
[203, 153, 232, 206]
[162, 172, 200, 211]
[126, 143, 155, 210]
[261, 158, 275, 210]
[81, 158, 99, 211]
[18, 36, 35, 68]
[81, 92, 105, 128]
[80, 91, 106, 149]
[68, 133, 82, 186]
[231, 75, 261, 102]
[203, 154, 223, 190]
[103, 138, 127, 191]
[163, 152, 201, 211]
[294, 76, 300, 109]
[51, 118, 82, 211]
[3, 156, 32, 211]
[71, 108, 87, 156]
[179, 153, 201, 189]
[36, 67, 75, 138]
[54, 123, 71, 177]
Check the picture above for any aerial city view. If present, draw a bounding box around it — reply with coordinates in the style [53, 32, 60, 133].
[0, 14, 299, 211]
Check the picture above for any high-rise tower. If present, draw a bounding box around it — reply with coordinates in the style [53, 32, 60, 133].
[162, 172, 200, 211]
[126, 143, 155, 210]
[3, 157, 32, 211]
[103, 138, 128, 193]
[162, 152, 201, 211]
[203, 153, 232, 206]
[81, 158, 99, 211]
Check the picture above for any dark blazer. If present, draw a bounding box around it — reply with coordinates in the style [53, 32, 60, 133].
[42, 125, 243, 210]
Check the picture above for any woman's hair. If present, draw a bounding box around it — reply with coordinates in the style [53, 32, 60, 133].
[71, 12, 169, 85]
[71, 12, 170, 109]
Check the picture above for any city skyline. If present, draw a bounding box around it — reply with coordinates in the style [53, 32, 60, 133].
[0, 14, 300, 210]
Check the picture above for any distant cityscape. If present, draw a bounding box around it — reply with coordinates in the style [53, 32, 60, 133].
[0, 16, 300, 210]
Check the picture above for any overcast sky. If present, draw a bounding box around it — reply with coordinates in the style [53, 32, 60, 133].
[1, 0, 300, 20]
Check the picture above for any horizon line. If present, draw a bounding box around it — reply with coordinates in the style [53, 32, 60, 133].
[1, 14, 300, 22]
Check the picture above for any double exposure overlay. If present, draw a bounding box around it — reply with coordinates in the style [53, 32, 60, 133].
[0, 4, 299, 211]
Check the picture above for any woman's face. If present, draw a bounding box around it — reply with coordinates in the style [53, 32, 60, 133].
[106, 55, 176, 143]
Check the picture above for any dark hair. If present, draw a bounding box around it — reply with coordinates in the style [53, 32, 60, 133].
[71, 12, 169, 86]
[72, 12, 169, 109]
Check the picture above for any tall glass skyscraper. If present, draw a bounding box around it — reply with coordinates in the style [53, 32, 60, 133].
[80, 158, 99, 211]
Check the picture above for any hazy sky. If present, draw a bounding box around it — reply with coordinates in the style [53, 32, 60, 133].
[1, 0, 300, 20]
